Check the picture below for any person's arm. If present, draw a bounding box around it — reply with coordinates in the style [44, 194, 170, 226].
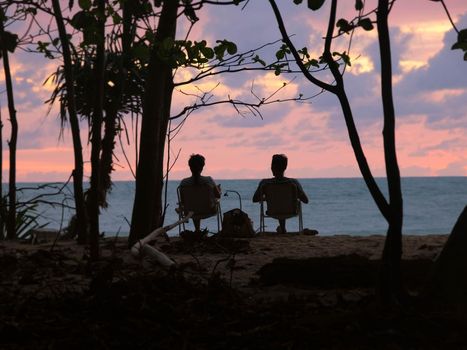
[208, 177, 221, 198]
[295, 180, 309, 204]
[252, 180, 265, 202]
[213, 183, 221, 198]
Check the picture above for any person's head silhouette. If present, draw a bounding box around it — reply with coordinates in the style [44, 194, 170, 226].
[188, 154, 205, 177]
[271, 154, 287, 179]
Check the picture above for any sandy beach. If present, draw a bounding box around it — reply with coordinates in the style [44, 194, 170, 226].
[4, 232, 465, 349]
[0, 232, 449, 292]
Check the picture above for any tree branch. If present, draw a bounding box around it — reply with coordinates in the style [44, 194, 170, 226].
[268, 0, 335, 93]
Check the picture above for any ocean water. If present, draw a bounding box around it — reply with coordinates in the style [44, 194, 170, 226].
[8, 177, 466, 236]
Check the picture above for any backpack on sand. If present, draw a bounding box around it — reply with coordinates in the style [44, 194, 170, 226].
[221, 208, 255, 237]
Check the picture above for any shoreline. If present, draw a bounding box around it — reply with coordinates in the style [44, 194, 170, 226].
[1, 233, 448, 290]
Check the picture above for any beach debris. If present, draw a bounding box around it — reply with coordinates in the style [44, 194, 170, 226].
[303, 228, 319, 236]
[130, 212, 193, 268]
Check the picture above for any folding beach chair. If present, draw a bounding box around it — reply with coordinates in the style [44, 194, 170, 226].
[177, 184, 222, 233]
[259, 181, 303, 233]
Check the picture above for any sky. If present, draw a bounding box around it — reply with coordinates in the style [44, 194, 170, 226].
[1, 0, 466, 183]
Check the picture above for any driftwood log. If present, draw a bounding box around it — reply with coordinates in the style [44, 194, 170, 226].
[130, 212, 193, 267]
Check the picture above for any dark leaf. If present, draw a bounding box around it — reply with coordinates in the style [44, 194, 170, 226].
[226, 42, 237, 55]
[451, 42, 467, 51]
[307, 0, 325, 11]
[358, 18, 374, 31]
[458, 28, 467, 42]
[200, 46, 214, 59]
[276, 50, 285, 60]
[71, 11, 91, 30]
[336, 18, 353, 33]
[299, 47, 310, 58]
[1, 31, 19, 53]
[78, 0, 91, 10]
[112, 13, 122, 25]
[355, 0, 363, 10]
[253, 55, 266, 66]
[26, 7, 37, 15]
[184, 6, 199, 23]
[214, 45, 224, 60]
[309, 58, 319, 67]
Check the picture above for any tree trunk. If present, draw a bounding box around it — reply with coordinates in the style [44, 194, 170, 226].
[0, 108, 3, 239]
[426, 206, 467, 302]
[51, 0, 88, 243]
[1, 20, 18, 240]
[98, 106, 118, 207]
[377, 0, 405, 302]
[87, 0, 106, 260]
[269, 0, 405, 303]
[128, 0, 178, 247]
[97, 1, 134, 207]
[318, 0, 392, 225]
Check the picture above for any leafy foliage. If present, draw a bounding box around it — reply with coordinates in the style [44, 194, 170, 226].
[0, 195, 48, 240]
[332, 51, 351, 66]
[45, 48, 145, 126]
[287, 0, 373, 72]
[336, 16, 373, 34]
[451, 28, 467, 61]
[307, 0, 326, 11]
[358, 18, 374, 31]
[0, 30, 19, 58]
[292, 0, 326, 11]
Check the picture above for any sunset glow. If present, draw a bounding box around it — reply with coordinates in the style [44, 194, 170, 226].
[1, 1, 466, 183]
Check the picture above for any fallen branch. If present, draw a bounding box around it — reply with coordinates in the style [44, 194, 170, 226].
[130, 212, 193, 268]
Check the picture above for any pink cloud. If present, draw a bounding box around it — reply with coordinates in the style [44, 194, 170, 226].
[1, 2, 466, 182]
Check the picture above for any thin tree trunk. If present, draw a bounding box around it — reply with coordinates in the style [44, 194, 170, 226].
[128, 0, 178, 247]
[377, 0, 404, 301]
[269, 0, 404, 302]
[335, 90, 391, 220]
[98, 1, 134, 207]
[87, 0, 106, 260]
[98, 106, 118, 207]
[0, 107, 3, 239]
[51, 0, 88, 243]
[270, 0, 391, 223]
[1, 20, 18, 240]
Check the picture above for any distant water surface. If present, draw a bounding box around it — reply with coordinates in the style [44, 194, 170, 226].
[9, 177, 466, 236]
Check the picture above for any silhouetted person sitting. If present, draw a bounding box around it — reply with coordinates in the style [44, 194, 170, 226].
[180, 154, 221, 232]
[253, 154, 308, 233]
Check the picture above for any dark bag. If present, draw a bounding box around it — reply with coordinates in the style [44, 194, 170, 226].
[221, 209, 255, 237]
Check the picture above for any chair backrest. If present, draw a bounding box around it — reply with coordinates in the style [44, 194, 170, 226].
[178, 184, 217, 216]
[261, 181, 299, 217]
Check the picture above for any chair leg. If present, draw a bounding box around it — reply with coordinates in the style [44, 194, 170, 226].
[298, 202, 303, 233]
[180, 214, 187, 233]
[178, 210, 182, 234]
[216, 203, 222, 233]
[260, 202, 265, 233]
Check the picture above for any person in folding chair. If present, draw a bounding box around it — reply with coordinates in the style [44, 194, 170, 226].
[253, 154, 309, 234]
[178, 154, 222, 232]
